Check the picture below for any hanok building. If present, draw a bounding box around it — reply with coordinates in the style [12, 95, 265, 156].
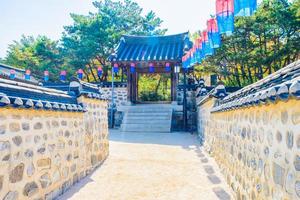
[112, 32, 192, 104]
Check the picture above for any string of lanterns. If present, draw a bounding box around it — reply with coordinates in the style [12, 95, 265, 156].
[182, 0, 257, 69]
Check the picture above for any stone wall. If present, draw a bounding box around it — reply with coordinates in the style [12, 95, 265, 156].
[0, 97, 108, 200]
[101, 87, 127, 108]
[197, 61, 300, 199]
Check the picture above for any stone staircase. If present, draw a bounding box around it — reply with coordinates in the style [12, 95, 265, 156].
[120, 104, 173, 132]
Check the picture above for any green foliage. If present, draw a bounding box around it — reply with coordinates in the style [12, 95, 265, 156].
[194, 0, 300, 87]
[4, 35, 66, 81]
[61, 0, 167, 82]
[3, 0, 166, 82]
[138, 74, 171, 101]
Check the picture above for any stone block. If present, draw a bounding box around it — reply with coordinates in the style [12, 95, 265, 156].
[37, 158, 51, 170]
[3, 191, 18, 200]
[9, 123, 20, 132]
[23, 181, 39, 197]
[9, 163, 24, 183]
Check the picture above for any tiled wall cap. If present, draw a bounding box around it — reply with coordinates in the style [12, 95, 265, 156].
[66, 104, 73, 111]
[44, 102, 52, 110]
[83, 107, 88, 112]
[216, 84, 226, 90]
[71, 104, 78, 111]
[52, 103, 60, 110]
[25, 99, 34, 108]
[13, 98, 23, 107]
[277, 83, 289, 101]
[267, 86, 277, 102]
[289, 79, 300, 99]
[253, 92, 262, 105]
[0, 95, 10, 106]
[218, 92, 226, 98]
[260, 90, 269, 103]
[77, 105, 83, 111]
[242, 97, 248, 106]
[35, 100, 43, 109]
[60, 104, 67, 110]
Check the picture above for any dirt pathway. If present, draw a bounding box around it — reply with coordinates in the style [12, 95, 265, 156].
[58, 130, 233, 200]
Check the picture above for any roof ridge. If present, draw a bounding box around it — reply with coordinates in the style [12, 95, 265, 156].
[121, 32, 189, 38]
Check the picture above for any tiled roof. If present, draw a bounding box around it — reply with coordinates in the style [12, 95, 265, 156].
[43, 79, 105, 100]
[0, 78, 85, 112]
[114, 33, 192, 62]
[0, 63, 39, 84]
[211, 60, 300, 112]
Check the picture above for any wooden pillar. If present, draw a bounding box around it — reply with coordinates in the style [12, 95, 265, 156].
[127, 66, 132, 102]
[132, 72, 137, 103]
[171, 70, 177, 101]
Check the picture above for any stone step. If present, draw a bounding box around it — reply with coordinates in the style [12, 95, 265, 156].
[126, 112, 171, 117]
[121, 124, 171, 132]
[125, 116, 171, 120]
[120, 104, 173, 133]
[123, 119, 171, 124]
[126, 109, 172, 113]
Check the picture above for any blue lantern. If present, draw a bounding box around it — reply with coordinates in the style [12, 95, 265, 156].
[60, 70, 66, 81]
[44, 71, 49, 82]
[97, 66, 103, 76]
[217, 13, 234, 36]
[202, 31, 214, 56]
[165, 63, 171, 72]
[113, 63, 119, 73]
[207, 18, 221, 48]
[10, 70, 16, 80]
[25, 69, 31, 80]
[77, 69, 83, 80]
[149, 63, 155, 73]
[130, 63, 136, 73]
[234, 0, 257, 17]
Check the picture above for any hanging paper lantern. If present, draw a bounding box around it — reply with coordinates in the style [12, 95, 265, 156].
[44, 70, 49, 82]
[77, 69, 83, 80]
[202, 30, 214, 56]
[207, 18, 221, 48]
[130, 63, 136, 73]
[165, 63, 171, 72]
[149, 63, 155, 73]
[113, 63, 119, 73]
[217, 13, 234, 36]
[97, 66, 103, 76]
[182, 56, 186, 69]
[10, 70, 16, 80]
[60, 70, 67, 81]
[216, 0, 235, 36]
[25, 69, 31, 80]
[195, 37, 204, 64]
[216, 0, 234, 15]
[234, 0, 257, 16]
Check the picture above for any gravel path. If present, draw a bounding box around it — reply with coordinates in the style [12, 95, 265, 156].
[58, 130, 233, 200]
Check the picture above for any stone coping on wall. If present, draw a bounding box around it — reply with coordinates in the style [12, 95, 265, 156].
[211, 60, 300, 113]
[43, 79, 108, 101]
[0, 78, 87, 112]
[196, 60, 300, 112]
[97, 82, 127, 88]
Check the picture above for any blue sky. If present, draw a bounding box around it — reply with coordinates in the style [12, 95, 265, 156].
[0, 0, 219, 58]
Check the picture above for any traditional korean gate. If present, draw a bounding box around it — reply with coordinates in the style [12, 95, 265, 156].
[112, 33, 191, 104]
